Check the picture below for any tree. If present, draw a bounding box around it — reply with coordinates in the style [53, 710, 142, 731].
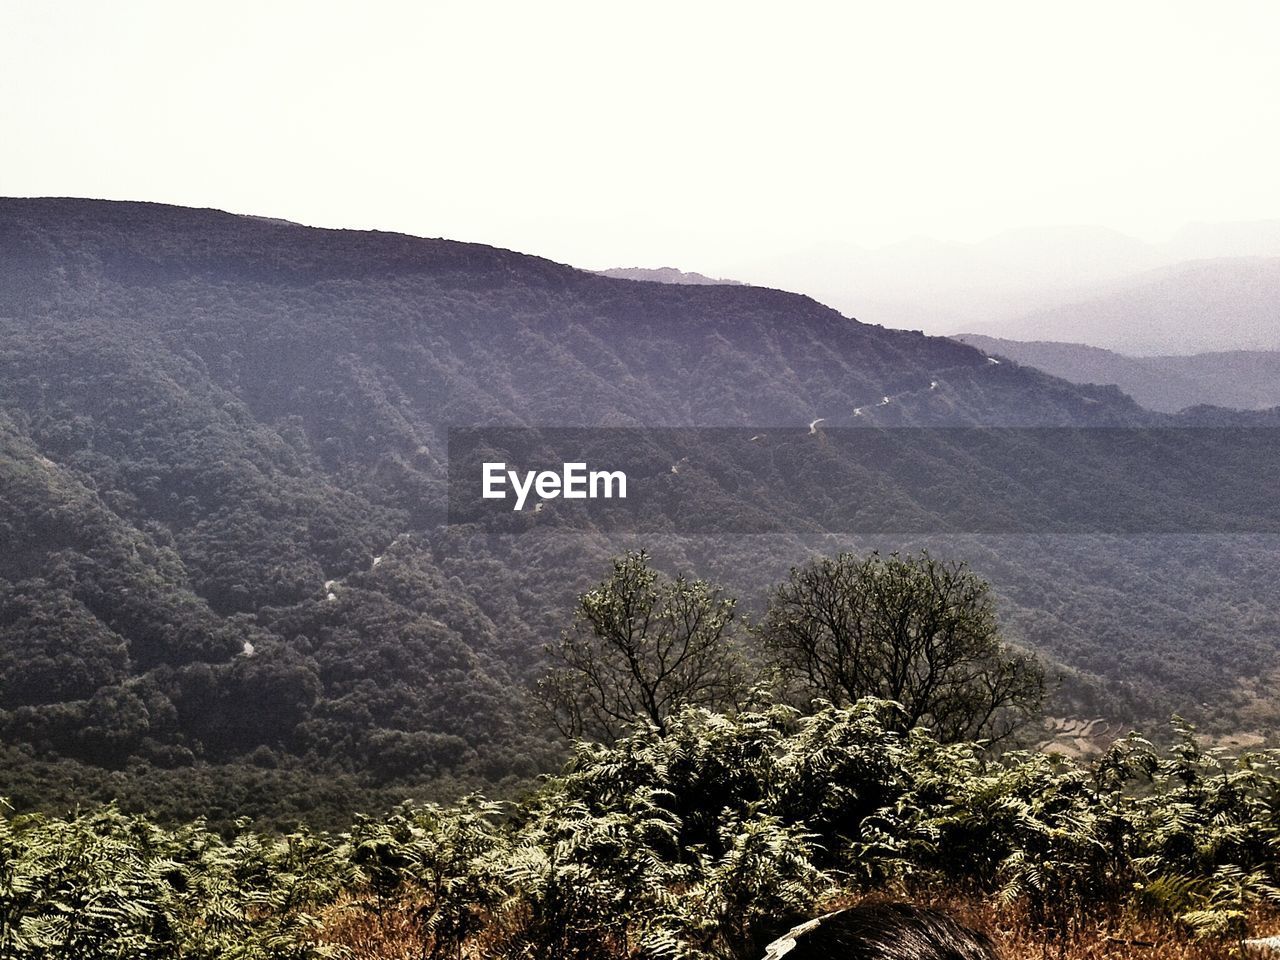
[758, 551, 1044, 744]
[538, 550, 749, 742]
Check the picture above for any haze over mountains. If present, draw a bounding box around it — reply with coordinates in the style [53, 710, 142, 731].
[595, 266, 744, 286]
[954, 334, 1280, 413]
[4, 198, 1280, 823]
[723, 221, 1280, 349]
[965, 257, 1280, 355]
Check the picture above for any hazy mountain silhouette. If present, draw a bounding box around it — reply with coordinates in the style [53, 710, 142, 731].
[954, 334, 1280, 413]
[595, 266, 744, 286]
[964, 258, 1280, 354]
[729, 222, 1280, 338]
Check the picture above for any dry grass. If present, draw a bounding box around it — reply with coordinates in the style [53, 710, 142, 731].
[316, 890, 1275, 959]
[929, 894, 1249, 960]
[315, 898, 429, 960]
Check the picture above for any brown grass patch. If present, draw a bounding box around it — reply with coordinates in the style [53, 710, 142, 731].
[316, 889, 1273, 959]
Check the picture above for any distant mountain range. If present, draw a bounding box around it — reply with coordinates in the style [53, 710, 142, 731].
[722, 222, 1280, 346]
[959, 258, 1280, 355]
[953, 334, 1280, 413]
[605, 245, 1280, 357]
[595, 266, 744, 286]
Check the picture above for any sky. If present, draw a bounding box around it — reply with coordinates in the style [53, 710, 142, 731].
[3, 0, 1280, 280]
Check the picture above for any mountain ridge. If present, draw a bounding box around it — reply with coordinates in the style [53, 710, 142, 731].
[956, 256, 1280, 354]
[954, 333, 1280, 412]
[595, 266, 745, 286]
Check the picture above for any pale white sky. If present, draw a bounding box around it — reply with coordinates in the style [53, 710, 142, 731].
[3, 0, 1279, 277]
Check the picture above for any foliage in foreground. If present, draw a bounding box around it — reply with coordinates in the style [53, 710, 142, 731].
[5, 702, 1280, 958]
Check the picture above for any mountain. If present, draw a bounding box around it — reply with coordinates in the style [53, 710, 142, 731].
[954, 334, 1280, 413]
[4, 198, 1280, 825]
[729, 223, 1280, 338]
[956, 258, 1280, 354]
[595, 266, 744, 285]
[728, 228, 1161, 334]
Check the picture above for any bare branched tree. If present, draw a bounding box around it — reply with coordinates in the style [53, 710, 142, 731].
[538, 550, 749, 742]
[759, 550, 1044, 744]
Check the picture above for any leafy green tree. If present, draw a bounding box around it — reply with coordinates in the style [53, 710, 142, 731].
[758, 551, 1044, 744]
[538, 551, 750, 742]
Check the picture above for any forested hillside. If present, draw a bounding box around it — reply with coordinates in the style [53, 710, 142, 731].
[3, 198, 1279, 825]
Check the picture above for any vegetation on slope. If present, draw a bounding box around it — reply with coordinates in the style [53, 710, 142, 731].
[3, 199, 1280, 823]
[3, 705, 1279, 958]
